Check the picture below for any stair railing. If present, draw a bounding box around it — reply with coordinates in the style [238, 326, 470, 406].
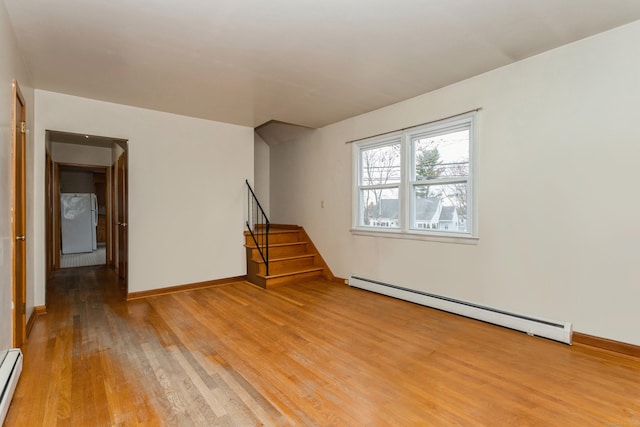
[246, 179, 270, 275]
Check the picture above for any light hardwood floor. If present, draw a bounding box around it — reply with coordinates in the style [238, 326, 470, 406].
[6, 266, 640, 426]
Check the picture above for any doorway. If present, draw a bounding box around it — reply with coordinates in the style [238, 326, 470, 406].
[45, 131, 128, 295]
[56, 164, 109, 268]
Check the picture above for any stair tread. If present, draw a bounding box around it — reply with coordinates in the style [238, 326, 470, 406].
[249, 253, 315, 264]
[244, 241, 306, 249]
[258, 266, 323, 279]
[244, 228, 300, 235]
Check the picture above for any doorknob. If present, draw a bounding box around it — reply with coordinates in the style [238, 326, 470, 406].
[16, 235, 25, 241]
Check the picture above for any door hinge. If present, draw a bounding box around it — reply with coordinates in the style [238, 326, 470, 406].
[20, 121, 26, 134]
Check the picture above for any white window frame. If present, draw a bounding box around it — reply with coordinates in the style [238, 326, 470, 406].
[352, 112, 478, 244]
[354, 134, 403, 230]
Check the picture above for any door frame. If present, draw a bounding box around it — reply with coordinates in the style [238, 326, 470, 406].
[11, 80, 27, 348]
[115, 150, 128, 295]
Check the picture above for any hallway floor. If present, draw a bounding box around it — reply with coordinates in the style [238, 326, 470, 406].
[59, 244, 106, 268]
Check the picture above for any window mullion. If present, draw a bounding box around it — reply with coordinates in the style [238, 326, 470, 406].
[412, 177, 468, 186]
[401, 132, 411, 232]
[359, 183, 400, 191]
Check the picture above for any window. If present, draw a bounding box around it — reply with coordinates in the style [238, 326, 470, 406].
[358, 139, 401, 229]
[353, 113, 476, 241]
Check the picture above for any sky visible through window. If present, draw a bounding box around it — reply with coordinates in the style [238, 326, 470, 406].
[414, 129, 469, 182]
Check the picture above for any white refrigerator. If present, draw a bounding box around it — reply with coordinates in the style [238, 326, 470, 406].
[60, 193, 97, 254]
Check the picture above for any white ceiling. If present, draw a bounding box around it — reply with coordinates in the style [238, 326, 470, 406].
[5, 0, 640, 129]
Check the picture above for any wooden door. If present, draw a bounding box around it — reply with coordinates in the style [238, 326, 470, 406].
[116, 151, 128, 293]
[110, 164, 116, 266]
[103, 167, 113, 266]
[12, 80, 27, 348]
[45, 151, 53, 279]
[53, 163, 61, 269]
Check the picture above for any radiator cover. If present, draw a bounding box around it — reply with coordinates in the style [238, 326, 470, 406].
[349, 276, 572, 344]
[0, 348, 23, 424]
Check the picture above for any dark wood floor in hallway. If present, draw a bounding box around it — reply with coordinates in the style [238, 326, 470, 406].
[6, 266, 640, 426]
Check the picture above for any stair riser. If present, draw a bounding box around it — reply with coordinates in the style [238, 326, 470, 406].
[267, 244, 308, 258]
[244, 231, 300, 245]
[246, 244, 308, 261]
[263, 270, 323, 288]
[254, 257, 316, 276]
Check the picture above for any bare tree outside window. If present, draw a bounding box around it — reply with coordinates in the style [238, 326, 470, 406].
[360, 143, 400, 226]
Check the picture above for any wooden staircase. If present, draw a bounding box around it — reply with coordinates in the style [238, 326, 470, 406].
[244, 225, 334, 288]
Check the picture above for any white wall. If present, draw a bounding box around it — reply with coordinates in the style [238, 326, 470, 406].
[33, 90, 254, 302]
[0, 1, 34, 350]
[52, 141, 113, 167]
[253, 133, 270, 216]
[59, 170, 94, 193]
[271, 21, 640, 346]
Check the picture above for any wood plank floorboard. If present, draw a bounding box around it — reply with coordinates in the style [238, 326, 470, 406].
[6, 265, 640, 426]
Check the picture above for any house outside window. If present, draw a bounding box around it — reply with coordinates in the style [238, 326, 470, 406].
[352, 113, 477, 242]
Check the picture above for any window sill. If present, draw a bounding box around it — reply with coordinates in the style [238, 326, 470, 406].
[350, 228, 479, 245]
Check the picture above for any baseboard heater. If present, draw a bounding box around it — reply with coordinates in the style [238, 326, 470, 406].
[0, 349, 23, 424]
[349, 276, 572, 345]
